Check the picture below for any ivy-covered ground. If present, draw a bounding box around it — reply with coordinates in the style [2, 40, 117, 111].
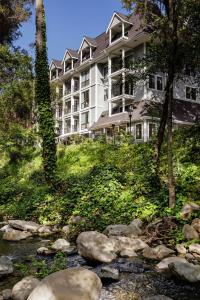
[0, 127, 199, 241]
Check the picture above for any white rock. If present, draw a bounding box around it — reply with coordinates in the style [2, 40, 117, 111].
[27, 268, 102, 300]
[12, 276, 40, 300]
[176, 244, 187, 255]
[110, 236, 148, 252]
[156, 256, 187, 272]
[120, 249, 138, 258]
[38, 226, 52, 235]
[143, 245, 175, 260]
[3, 229, 32, 241]
[0, 256, 13, 276]
[189, 244, 200, 255]
[51, 239, 70, 252]
[8, 220, 40, 233]
[37, 247, 54, 255]
[77, 231, 118, 263]
[0, 225, 12, 232]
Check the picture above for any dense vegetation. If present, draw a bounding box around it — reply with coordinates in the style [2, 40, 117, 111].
[0, 128, 199, 238]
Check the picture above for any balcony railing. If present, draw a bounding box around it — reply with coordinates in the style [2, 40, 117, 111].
[111, 86, 122, 98]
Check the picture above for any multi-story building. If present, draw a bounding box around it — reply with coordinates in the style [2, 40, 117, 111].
[50, 12, 200, 142]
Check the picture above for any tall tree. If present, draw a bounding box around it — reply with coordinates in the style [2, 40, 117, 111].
[35, 0, 57, 186]
[122, 0, 200, 207]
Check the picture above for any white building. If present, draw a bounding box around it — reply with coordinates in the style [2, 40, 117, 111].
[50, 12, 200, 142]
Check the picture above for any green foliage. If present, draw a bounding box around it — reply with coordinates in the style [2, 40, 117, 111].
[35, 2, 57, 187]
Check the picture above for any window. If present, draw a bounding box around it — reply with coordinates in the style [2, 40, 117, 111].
[104, 88, 108, 101]
[103, 65, 108, 80]
[149, 75, 163, 91]
[65, 80, 71, 95]
[186, 86, 197, 101]
[135, 124, 143, 140]
[65, 60, 72, 73]
[81, 112, 89, 130]
[58, 102, 62, 118]
[149, 123, 156, 138]
[73, 98, 79, 112]
[64, 118, 71, 134]
[73, 116, 79, 132]
[81, 90, 89, 109]
[65, 100, 71, 114]
[81, 69, 90, 88]
[74, 79, 79, 92]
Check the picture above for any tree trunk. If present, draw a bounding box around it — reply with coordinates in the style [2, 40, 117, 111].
[36, 0, 43, 52]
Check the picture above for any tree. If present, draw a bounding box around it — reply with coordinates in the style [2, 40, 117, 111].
[35, 0, 57, 186]
[122, 0, 200, 207]
[0, 0, 33, 45]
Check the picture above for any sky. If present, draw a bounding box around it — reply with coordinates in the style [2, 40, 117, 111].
[15, 0, 127, 62]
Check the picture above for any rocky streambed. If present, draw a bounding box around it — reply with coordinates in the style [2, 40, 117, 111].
[0, 217, 200, 300]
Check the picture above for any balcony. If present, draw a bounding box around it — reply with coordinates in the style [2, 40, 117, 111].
[111, 57, 123, 74]
[73, 100, 79, 112]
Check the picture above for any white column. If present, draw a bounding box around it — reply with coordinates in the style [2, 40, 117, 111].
[122, 23, 125, 37]
[95, 63, 98, 121]
[143, 119, 148, 142]
[109, 29, 112, 44]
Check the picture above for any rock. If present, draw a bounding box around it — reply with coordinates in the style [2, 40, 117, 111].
[142, 245, 174, 259]
[110, 236, 148, 253]
[180, 203, 200, 220]
[99, 266, 119, 281]
[185, 253, 196, 262]
[169, 261, 200, 282]
[130, 218, 143, 228]
[0, 256, 13, 276]
[77, 231, 117, 263]
[70, 216, 84, 224]
[0, 296, 3, 300]
[37, 247, 54, 255]
[182, 224, 199, 240]
[62, 225, 70, 237]
[51, 239, 70, 252]
[3, 229, 32, 241]
[12, 276, 40, 300]
[120, 249, 138, 258]
[104, 224, 142, 237]
[8, 220, 40, 233]
[0, 225, 12, 233]
[143, 245, 175, 260]
[38, 226, 52, 235]
[27, 268, 102, 300]
[176, 244, 187, 255]
[156, 256, 187, 272]
[145, 296, 172, 300]
[191, 218, 200, 233]
[1, 289, 12, 300]
[189, 244, 200, 255]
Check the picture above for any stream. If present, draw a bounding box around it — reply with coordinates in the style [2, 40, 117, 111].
[0, 232, 200, 300]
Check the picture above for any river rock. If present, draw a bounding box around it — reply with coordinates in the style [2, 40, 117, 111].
[120, 248, 138, 258]
[12, 276, 40, 300]
[0, 225, 12, 233]
[156, 256, 187, 272]
[0, 256, 13, 276]
[110, 236, 148, 253]
[3, 229, 32, 241]
[143, 245, 175, 260]
[169, 261, 200, 282]
[51, 239, 70, 252]
[77, 231, 117, 263]
[62, 225, 70, 237]
[27, 268, 102, 300]
[104, 224, 142, 237]
[189, 244, 200, 255]
[130, 218, 143, 228]
[180, 203, 200, 220]
[176, 244, 187, 255]
[191, 218, 200, 233]
[1, 289, 12, 300]
[38, 226, 52, 235]
[8, 220, 40, 233]
[99, 266, 119, 280]
[37, 247, 54, 255]
[182, 224, 199, 240]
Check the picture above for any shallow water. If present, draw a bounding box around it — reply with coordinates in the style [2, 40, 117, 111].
[0, 232, 200, 299]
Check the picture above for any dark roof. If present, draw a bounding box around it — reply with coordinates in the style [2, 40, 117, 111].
[115, 11, 133, 23]
[52, 59, 62, 69]
[90, 100, 200, 130]
[85, 36, 98, 47]
[67, 49, 79, 59]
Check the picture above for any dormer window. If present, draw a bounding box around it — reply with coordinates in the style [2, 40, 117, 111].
[106, 12, 132, 45]
[65, 60, 72, 72]
[62, 49, 78, 74]
[50, 60, 62, 81]
[79, 37, 97, 63]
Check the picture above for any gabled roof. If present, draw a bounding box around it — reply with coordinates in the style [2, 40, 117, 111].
[106, 11, 133, 33]
[62, 49, 79, 64]
[78, 36, 97, 53]
[50, 59, 62, 69]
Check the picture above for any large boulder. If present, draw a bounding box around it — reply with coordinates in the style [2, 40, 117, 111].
[104, 224, 142, 237]
[0, 256, 13, 276]
[8, 220, 40, 233]
[182, 224, 199, 240]
[3, 229, 32, 241]
[189, 244, 200, 256]
[143, 245, 174, 260]
[110, 236, 148, 253]
[169, 261, 200, 282]
[51, 239, 70, 252]
[180, 203, 199, 220]
[27, 268, 102, 300]
[191, 218, 200, 233]
[156, 256, 187, 272]
[12, 276, 40, 300]
[76, 231, 117, 263]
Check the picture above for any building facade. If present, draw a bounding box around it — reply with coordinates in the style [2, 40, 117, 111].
[50, 12, 200, 142]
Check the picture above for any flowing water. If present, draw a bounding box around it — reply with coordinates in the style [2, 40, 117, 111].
[0, 232, 200, 299]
